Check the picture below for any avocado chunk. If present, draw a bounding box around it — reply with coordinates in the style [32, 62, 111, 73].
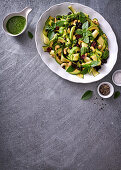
[70, 26, 76, 41]
[97, 36, 106, 51]
[61, 54, 70, 62]
[77, 74, 84, 78]
[68, 6, 76, 14]
[55, 55, 62, 65]
[70, 47, 80, 54]
[92, 30, 99, 38]
[42, 46, 48, 52]
[88, 25, 99, 32]
[67, 69, 81, 75]
[82, 42, 88, 48]
[58, 37, 65, 43]
[92, 68, 99, 77]
[97, 36, 105, 46]
[96, 49, 102, 57]
[43, 34, 50, 45]
[50, 50, 55, 57]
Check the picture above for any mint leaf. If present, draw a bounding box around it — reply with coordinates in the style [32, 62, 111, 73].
[114, 91, 120, 99]
[82, 21, 88, 29]
[48, 31, 55, 40]
[83, 36, 89, 43]
[81, 90, 93, 100]
[66, 65, 75, 72]
[81, 47, 87, 55]
[28, 31, 33, 39]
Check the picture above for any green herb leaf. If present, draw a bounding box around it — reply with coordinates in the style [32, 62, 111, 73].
[28, 31, 33, 39]
[82, 21, 88, 29]
[81, 47, 87, 55]
[91, 61, 100, 67]
[48, 31, 55, 40]
[81, 90, 93, 100]
[79, 12, 87, 23]
[66, 65, 75, 72]
[81, 67, 90, 74]
[56, 20, 65, 27]
[83, 36, 89, 43]
[102, 49, 109, 59]
[76, 29, 83, 35]
[114, 91, 120, 99]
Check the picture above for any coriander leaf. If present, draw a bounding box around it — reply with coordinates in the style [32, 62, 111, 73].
[76, 29, 83, 35]
[81, 90, 93, 100]
[48, 31, 55, 40]
[81, 47, 87, 55]
[82, 21, 88, 29]
[114, 91, 120, 99]
[83, 36, 89, 43]
[102, 49, 109, 59]
[66, 65, 75, 72]
[28, 31, 33, 39]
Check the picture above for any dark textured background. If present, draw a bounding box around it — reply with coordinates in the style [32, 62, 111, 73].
[0, 0, 121, 170]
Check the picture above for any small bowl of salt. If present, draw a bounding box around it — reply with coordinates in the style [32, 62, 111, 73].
[112, 70, 121, 86]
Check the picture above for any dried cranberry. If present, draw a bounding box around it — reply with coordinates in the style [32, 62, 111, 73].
[94, 66, 101, 71]
[72, 63, 77, 68]
[55, 26, 59, 30]
[69, 46, 72, 49]
[68, 12, 72, 15]
[76, 44, 80, 47]
[58, 55, 61, 59]
[80, 55, 85, 59]
[91, 41, 97, 48]
[47, 47, 52, 52]
[75, 34, 82, 39]
[101, 59, 107, 64]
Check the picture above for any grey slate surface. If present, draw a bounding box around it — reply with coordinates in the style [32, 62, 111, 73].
[0, 0, 121, 170]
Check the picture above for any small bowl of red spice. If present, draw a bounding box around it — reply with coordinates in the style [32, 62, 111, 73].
[97, 82, 114, 98]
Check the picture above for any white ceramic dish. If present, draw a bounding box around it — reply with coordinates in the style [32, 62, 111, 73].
[35, 2, 118, 83]
[97, 82, 114, 98]
[112, 70, 121, 86]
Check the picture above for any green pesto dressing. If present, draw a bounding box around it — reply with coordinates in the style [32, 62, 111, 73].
[6, 16, 26, 35]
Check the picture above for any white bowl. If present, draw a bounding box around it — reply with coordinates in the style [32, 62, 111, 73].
[97, 82, 114, 98]
[35, 2, 118, 83]
[112, 70, 121, 86]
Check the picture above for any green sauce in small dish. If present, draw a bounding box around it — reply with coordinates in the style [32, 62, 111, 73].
[6, 16, 26, 35]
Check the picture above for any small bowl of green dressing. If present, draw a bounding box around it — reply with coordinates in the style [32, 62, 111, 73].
[3, 7, 32, 36]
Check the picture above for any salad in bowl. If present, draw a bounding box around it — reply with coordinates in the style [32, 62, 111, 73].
[42, 5, 109, 78]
